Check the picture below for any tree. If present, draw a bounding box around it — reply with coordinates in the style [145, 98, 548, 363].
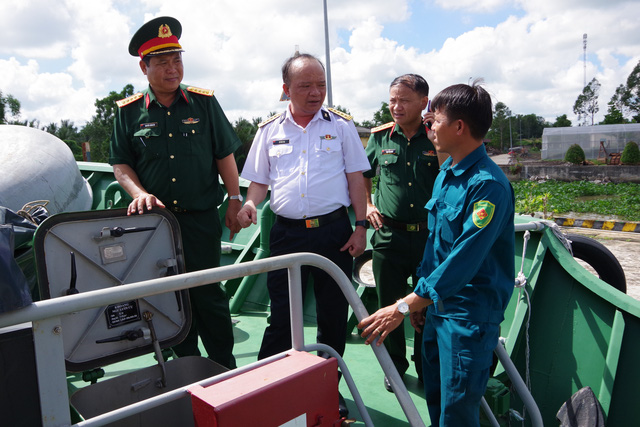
[573, 78, 601, 126]
[552, 114, 572, 127]
[623, 60, 640, 122]
[370, 102, 392, 127]
[486, 102, 513, 151]
[601, 100, 626, 125]
[232, 116, 261, 172]
[80, 84, 135, 163]
[0, 90, 21, 124]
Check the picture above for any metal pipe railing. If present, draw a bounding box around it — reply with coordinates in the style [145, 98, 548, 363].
[0, 252, 425, 427]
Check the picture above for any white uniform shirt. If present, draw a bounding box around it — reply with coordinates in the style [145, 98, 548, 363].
[242, 106, 370, 219]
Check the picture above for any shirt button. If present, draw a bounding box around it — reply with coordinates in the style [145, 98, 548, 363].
[192, 129, 195, 134]
[410, 204, 414, 208]
[167, 112, 171, 116]
[301, 194, 305, 198]
[172, 178, 176, 182]
[170, 155, 175, 159]
[169, 133, 173, 138]
[301, 171, 305, 175]
[302, 150, 306, 154]
[173, 200, 178, 205]
[408, 182, 412, 186]
[407, 142, 411, 146]
[407, 162, 411, 166]
[428, 163, 431, 166]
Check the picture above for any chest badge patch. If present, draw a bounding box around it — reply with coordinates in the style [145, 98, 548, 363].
[182, 117, 200, 125]
[472, 200, 495, 228]
[321, 134, 337, 140]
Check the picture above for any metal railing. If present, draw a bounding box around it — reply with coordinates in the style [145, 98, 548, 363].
[0, 249, 544, 427]
[0, 252, 423, 427]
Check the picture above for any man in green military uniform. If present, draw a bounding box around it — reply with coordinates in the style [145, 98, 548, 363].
[109, 16, 242, 369]
[364, 74, 446, 391]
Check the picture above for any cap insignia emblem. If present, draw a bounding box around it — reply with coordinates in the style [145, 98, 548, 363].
[158, 24, 172, 38]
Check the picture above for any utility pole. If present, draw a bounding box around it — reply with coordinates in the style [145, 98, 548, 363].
[323, 0, 333, 107]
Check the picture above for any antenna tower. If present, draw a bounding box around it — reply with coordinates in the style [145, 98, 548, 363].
[583, 33, 587, 88]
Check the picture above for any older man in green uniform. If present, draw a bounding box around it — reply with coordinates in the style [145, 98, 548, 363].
[109, 16, 242, 369]
[364, 74, 446, 391]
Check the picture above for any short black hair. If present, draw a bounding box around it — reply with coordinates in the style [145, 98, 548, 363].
[431, 79, 493, 140]
[390, 74, 429, 97]
[282, 52, 325, 86]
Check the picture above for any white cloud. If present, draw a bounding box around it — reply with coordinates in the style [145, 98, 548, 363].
[1, 0, 639, 129]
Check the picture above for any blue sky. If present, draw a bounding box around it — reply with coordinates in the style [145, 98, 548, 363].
[1, 0, 639, 127]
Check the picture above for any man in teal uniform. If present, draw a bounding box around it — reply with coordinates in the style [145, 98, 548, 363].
[364, 74, 445, 390]
[359, 81, 515, 426]
[109, 16, 242, 369]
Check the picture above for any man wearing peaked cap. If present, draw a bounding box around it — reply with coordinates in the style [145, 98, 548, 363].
[110, 16, 242, 369]
[128, 16, 184, 59]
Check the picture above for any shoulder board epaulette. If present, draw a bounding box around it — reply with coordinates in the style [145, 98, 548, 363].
[186, 86, 214, 96]
[258, 113, 283, 128]
[371, 122, 395, 133]
[327, 107, 352, 121]
[116, 93, 143, 108]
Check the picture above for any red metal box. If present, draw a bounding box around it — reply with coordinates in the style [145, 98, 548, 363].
[189, 351, 340, 426]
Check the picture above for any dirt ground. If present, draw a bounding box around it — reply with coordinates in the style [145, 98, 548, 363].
[559, 227, 640, 300]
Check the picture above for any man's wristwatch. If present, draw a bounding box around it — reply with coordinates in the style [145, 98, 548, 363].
[396, 298, 410, 317]
[229, 194, 243, 202]
[355, 219, 370, 229]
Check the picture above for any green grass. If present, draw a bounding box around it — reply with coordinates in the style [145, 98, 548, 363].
[512, 180, 640, 221]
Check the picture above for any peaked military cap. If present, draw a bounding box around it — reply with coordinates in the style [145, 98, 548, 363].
[128, 16, 184, 59]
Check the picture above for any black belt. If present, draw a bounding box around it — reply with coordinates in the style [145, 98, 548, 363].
[276, 207, 348, 229]
[383, 217, 428, 232]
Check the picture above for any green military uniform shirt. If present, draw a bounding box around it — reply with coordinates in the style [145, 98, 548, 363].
[109, 83, 241, 212]
[364, 122, 439, 222]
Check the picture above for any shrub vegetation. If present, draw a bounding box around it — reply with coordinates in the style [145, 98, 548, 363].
[621, 141, 640, 165]
[564, 144, 586, 164]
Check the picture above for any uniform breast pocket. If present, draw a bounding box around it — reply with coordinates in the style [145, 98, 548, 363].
[178, 123, 203, 156]
[380, 154, 400, 185]
[268, 144, 296, 176]
[416, 154, 439, 183]
[440, 202, 463, 245]
[133, 128, 165, 160]
[313, 139, 343, 170]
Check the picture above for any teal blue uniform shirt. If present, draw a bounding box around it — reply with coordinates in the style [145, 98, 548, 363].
[109, 84, 241, 211]
[415, 144, 515, 323]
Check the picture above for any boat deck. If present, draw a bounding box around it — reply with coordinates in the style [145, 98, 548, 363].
[67, 310, 430, 426]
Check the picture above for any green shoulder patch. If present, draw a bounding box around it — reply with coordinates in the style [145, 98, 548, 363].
[472, 200, 495, 228]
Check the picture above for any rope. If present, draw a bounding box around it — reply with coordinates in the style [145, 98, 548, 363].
[16, 200, 50, 225]
[514, 230, 532, 426]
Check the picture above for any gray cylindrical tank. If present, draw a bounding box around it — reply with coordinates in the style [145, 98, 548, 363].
[0, 125, 93, 214]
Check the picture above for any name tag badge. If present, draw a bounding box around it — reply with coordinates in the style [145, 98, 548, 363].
[139, 122, 158, 129]
[273, 139, 290, 145]
[381, 149, 397, 155]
